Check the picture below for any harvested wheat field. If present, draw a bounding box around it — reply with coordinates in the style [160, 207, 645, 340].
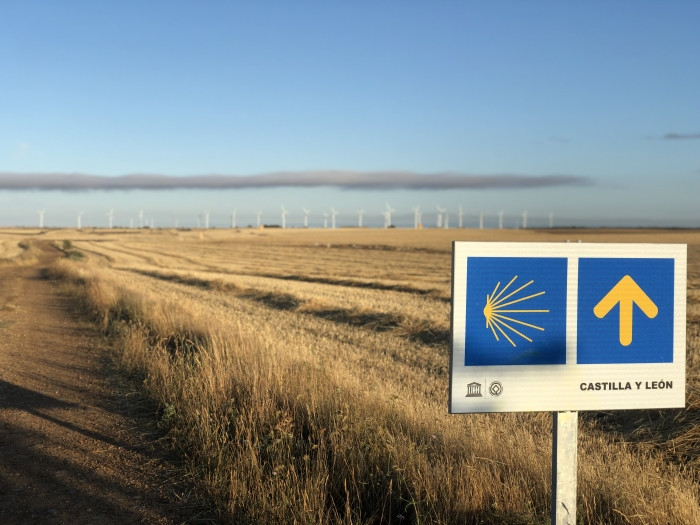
[1, 226, 699, 524]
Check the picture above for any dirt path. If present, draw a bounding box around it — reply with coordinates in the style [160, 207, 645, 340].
[0, 242, 211, 524]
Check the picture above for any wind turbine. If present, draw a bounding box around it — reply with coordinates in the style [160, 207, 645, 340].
[356, 209, 364, 228]
[443, 210, 449, 229]
[330, 207, 338, 229]
[281, 206, 289, 229]
[231, 210, 237, 229]
[302, 208, 310, 228]
[322, 212, 329, 229]
[498, 210, 504, 230]
[458, 206, 463, 228]
[436, 205, 445, 228]
[256, 211, 262, 228]
[479, 211, 484, 230]
[37, 210, 45, 229]
[204, 211, 210, 229]
[138, 210, 144, 228]
[549, 212, 554, 228]
[521, 210, 528, 229]
[412, 206, 421, 229]
[77, 211, 84, 229]
[384, 203, 395, 228]
[106, 209, 114, 229]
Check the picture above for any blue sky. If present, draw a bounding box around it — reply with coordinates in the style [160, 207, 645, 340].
[2, 1, 699, 228]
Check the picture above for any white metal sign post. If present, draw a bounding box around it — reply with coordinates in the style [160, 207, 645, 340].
[552, 411, 577, 524]
[449, 242, 687, 524]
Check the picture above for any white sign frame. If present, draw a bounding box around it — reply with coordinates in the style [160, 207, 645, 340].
[449, 242, 686, 413]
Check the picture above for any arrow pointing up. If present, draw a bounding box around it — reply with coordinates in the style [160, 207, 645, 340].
[593, 275, 658, 346]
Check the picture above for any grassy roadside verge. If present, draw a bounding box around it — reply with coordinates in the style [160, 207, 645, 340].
[0, 239, 43, 265]
[46, 257, 700, 524]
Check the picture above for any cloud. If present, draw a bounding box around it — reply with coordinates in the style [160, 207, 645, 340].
[663, 132, 700, 140]
[0, 171, 592, 191]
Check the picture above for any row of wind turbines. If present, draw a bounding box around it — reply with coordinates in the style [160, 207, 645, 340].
[36, 205, 556, 230]
[274, 204, 555, 230]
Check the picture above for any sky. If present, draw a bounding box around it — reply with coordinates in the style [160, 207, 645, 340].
[1, 1, 699, 229]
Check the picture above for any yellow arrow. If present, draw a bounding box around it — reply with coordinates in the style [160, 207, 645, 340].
[593, 275, 658, 346]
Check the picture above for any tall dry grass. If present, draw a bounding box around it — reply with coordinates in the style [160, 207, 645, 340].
[0, 239, 25, 261]
[0, 238, 42, 265]
[45, 230, 700, 524]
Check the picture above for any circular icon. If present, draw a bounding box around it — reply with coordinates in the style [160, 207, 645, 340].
[489, 381, 503, 397]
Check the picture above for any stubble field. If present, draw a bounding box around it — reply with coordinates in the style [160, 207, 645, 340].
[2, 226, 699, 524]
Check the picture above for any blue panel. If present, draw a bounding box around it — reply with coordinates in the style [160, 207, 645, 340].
[465, 257, 567, 366]
[577, 258, 674, 364]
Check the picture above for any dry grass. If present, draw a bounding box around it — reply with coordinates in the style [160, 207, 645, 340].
[37, 227, 700, 524]
[0, 238, 43, 265]
[0, 239, 25, 261]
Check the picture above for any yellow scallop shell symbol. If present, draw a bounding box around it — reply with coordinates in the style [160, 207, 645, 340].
[483, 275, 549, 347]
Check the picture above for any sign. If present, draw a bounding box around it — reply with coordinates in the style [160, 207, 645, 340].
[449, 242, 686, 413]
